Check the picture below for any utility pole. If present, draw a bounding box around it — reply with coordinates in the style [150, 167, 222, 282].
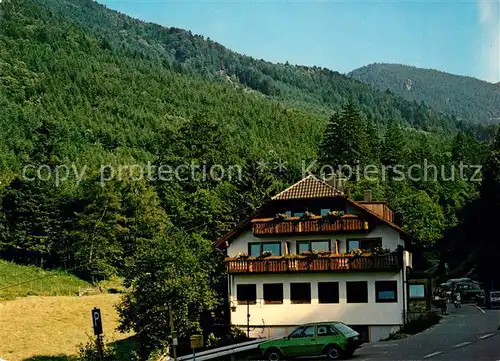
[247, 300, 250, 338]
[169, 303, 178, 361]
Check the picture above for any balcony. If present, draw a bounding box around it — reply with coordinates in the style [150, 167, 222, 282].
[226, 254, 401, 274]
[252, 215, 369, 237]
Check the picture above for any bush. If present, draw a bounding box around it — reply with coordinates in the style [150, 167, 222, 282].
[78, 337, 117, 361]
[205, 325, 249, 349]
[403, 312, 441, 334]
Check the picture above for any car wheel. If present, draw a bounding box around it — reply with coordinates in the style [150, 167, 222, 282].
[325, 345, 343, 360]
[265, 348, 282, 361]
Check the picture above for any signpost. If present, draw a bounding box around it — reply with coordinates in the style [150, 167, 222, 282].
[92, 307, 103, 335]
[92, 307, 104, 359]
[190, 334, 204, 361]
[170, 303, 178, 361]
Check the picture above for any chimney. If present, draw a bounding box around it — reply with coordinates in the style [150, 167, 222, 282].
[363, 190, 372, 202]
[324, 173, 344, 193]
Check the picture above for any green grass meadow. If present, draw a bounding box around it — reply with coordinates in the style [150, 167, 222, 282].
[0, 260, 91, 299]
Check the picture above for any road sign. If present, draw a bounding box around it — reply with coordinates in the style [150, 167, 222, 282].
[92, 307, 103, 335]
[190, 334, 204, 349]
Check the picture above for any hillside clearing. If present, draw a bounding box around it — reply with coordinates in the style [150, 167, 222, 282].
[0, 260, 91, 299]
[0, 295, 133, 361]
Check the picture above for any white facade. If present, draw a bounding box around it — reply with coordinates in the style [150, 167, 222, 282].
[226, 224, 411, 342]
[227, 225, 405, 258]
[229, 272, 404, 340]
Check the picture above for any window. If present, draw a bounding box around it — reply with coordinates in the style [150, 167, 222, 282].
[375, 281, 398, 303]
[297, 242, 310, 254]
[311, 240, 330, 252]
[318, 282, 339, 303]
[296, 240, 330, 253]
[346, 281, 368, 303]
[409, 284, 425, 299]
[236, 284, 256, 304]
[290, 326, 315, 338]
[347, 238, 382, 252]
[285, 211, 292, 217]
[333, 323, 356, 335]
[459, 282, 480, 291]
[249, 243, 261, 257]
[289, 326, 305, 338]
[347, 240, 359, 251]
[293, 212, 304, 217]
[320, 209, 330, 216]
[263, 283, 283, 304]
[263, 242, 281, 255]
[302, 326, 315, 337]
[317, 325, 339, 336]
[290, 283, 311, 304]
[248, 242, 281, 257]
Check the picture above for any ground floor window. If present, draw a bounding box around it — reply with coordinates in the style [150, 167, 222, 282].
[290, 283, 311, 304]
[263, 283, 283, 304]
[318, 282, 339, 303]
[236, 284, 256, 305]
[346, 281, 368, 303]
[375, 281, 398, 303]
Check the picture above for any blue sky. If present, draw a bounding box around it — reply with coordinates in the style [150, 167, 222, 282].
[100, 0, 499, 83]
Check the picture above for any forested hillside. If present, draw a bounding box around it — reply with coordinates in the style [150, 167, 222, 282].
[0, 0, 497, 357]
[349, 63, 500, 125]
[43, 0, 461, 131]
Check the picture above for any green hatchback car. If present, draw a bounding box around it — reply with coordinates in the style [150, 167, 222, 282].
[258, 322, 363, 361]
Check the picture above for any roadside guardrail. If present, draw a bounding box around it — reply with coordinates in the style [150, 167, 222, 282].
[164, 337, 277, 361]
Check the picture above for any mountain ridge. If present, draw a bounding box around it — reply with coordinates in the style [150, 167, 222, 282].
[349, 63, 500, 124]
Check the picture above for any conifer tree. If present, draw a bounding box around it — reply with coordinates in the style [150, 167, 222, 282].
[381, 120, 406, 167]
[363, 117, 381, 164]
[318, 111, 343, 168]
[0, 177, 61, 267]
[318, 100, 366, 177]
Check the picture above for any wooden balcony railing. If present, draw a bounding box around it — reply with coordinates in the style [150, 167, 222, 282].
[226, 254, 401, 274]
[252, 216, 368, 236]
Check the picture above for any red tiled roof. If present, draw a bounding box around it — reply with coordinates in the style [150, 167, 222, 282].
[215, 175, 415, 248]
[272, 175, 343, 200]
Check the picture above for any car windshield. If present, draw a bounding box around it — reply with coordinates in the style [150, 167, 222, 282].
[460, 283, 480, 290]
[333, 322, 356, 335]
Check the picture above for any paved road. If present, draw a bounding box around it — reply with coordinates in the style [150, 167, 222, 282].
[353, 304, 500, 361]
